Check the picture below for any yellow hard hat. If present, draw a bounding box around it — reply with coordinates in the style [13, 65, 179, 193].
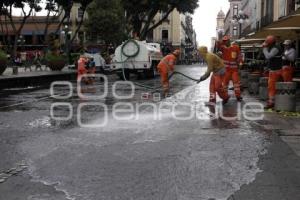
[198, 46, 208, 55]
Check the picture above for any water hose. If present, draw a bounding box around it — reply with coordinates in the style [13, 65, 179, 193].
[120, 39, 201, 92]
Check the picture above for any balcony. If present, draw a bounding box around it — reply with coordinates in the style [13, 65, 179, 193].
[259, 14, 273, 28]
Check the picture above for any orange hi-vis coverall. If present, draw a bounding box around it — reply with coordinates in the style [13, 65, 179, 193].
[263, 45, 292, 105]
[77, 57, 88, 82]
[157, 54, 177, 92]
[219, 44, 242, 98]
[201, 52, 229, 102]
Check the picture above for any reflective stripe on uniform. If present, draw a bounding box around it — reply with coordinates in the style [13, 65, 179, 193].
[224, 61, 238, 65]
[214, 67, 226, 76]
[225, 64, 238, 68]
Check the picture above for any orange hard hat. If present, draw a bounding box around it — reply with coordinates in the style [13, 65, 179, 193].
[173, 49, 181, 56]
[263, 35, 276, 47]
[222, 35, 230, 41]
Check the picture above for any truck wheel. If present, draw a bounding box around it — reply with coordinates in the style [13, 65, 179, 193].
[144, 64, 155, 79]
[117, 69, 130, 80]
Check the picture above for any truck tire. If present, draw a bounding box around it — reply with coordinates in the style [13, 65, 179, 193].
[144, 63, 156, 79]
[117, 69, 130, 80]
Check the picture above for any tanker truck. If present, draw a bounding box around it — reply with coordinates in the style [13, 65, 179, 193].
[110, 40, 163, 80]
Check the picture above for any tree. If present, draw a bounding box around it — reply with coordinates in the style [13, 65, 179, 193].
[122, 0, 199, 40]
[52, 0, 93, 41]
[54, 0, 73, 34]
[85, 0, 126, 46]
[69, 0, 93, 44]
[43, 0, 62, 42]
[0, 2, 9, 46]
[1, 0, 42, 58]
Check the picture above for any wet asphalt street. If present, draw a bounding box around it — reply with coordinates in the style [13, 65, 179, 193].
[0, 65, 300, 200]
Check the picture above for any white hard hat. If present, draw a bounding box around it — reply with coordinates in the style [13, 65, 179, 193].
[283, 40, 292, 45]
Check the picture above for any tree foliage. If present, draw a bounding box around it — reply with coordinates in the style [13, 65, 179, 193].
[0, 0, 42, 57]
[122, 0, 199, 39]
[69, 0, 93, 43]
[85, 0, 126, 45]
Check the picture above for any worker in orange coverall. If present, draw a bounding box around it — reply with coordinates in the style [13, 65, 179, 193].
[77, 55, 88, 82]
[217, 36, 243, 102]
[157, 49, 181, 95]
[198, 46, 230, 106]
[262, 35, 288, 109]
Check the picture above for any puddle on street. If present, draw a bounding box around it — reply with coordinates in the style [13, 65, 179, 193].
[18, 83, 269, 200]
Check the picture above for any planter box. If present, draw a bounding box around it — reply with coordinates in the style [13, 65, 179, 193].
[47, 60, 66, 71]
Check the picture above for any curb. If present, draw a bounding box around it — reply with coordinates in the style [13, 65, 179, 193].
[0, 71, 77, 90]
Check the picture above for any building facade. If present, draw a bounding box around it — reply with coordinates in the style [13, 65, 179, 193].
[48, 2, 88, 48]
[224, 0, 243, 40]
[61, 2, 88, 44]
[211, 10, 226, 51]
[216, 9, 226, 40]
[0, 2, 86, 50]
[0, 3, 197, 59]
[222, 0, 300, 39]
[147, 10, 197, 60]
[0, 15, 60, 49]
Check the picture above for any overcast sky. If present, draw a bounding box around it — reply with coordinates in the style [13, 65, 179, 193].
[193, 0, 229, 50]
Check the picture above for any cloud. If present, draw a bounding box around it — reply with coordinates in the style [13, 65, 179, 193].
[193, 0, 229, 50]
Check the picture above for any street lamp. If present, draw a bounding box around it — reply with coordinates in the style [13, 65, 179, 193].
[17, 35, 26, 60]
[16, 35, 27, 74]
[231, 10, 250, 38]
[61, 25, 72, 64]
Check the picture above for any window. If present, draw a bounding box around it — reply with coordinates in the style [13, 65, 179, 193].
[147, 30, 154, 42]
[287, 0, 296, 15]
[161, 11, 169, 20]
[233, 5, 238, 16]
[78, 7, 84, 19]
[162, 30, 169, 41]
[233, 26, 238, 36]
[279, 0, 287, 17]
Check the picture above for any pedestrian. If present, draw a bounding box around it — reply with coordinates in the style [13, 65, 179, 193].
[34, 53, 43, 71]
[198, 46, 230, 106]
[87, 56, 96, 85]
[217, 36, 243, 102]
[157, 49, 181, 96]
[282, 40, 296, 81]
[14, 54, 22, 67]
[262, 35, 284, 109]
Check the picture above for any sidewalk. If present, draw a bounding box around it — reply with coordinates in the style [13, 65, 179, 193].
[0, 66, 76, 89]
[243, 88, 300, 157]
[1, 66, 75, 78]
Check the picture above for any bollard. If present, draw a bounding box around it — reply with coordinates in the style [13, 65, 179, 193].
[275, 82, 297, 112]
[248, 73, 260, 95]
[12, 66, 18, 75]
[240, 70, 249, 88]
[259, 77, 269, 100]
